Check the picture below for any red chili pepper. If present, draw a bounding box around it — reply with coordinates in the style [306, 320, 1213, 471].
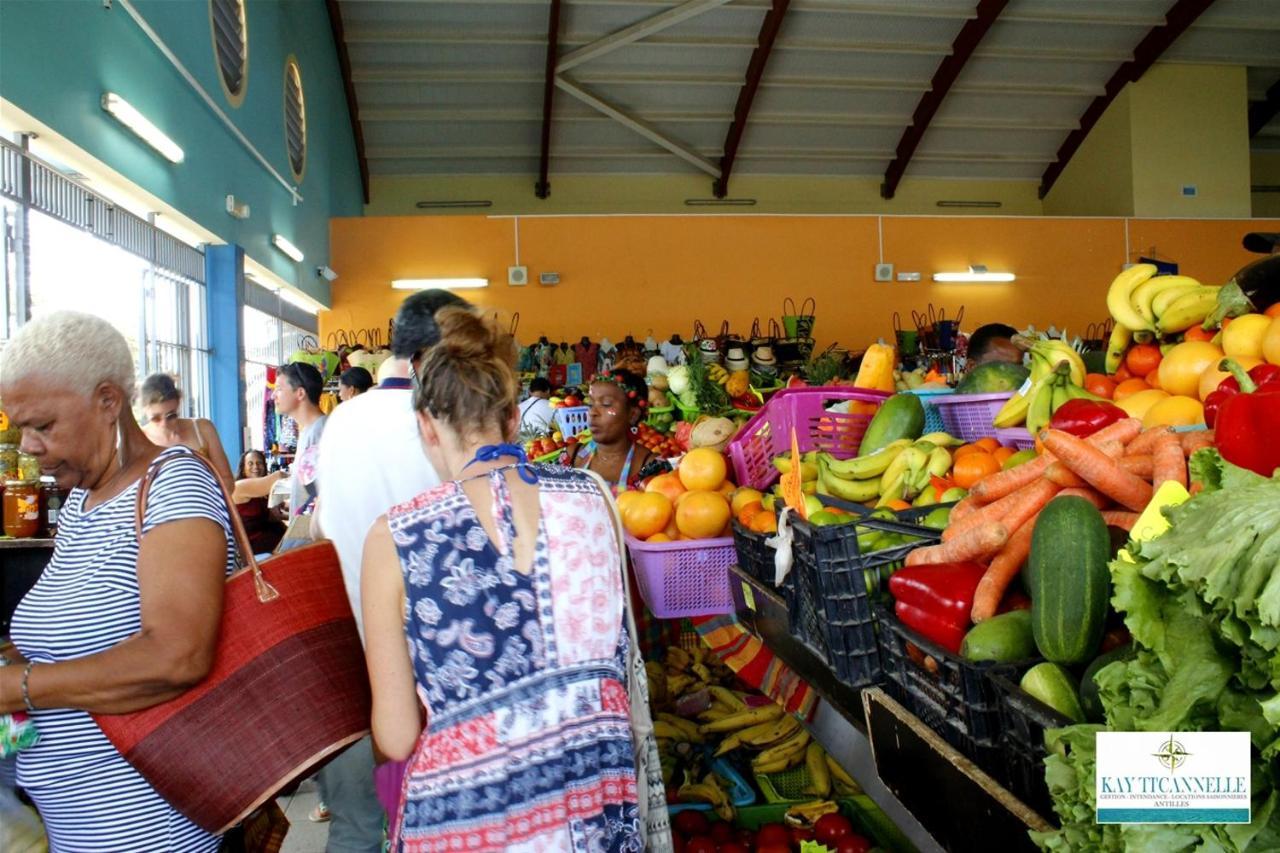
[1205, 363, 1280, 428]
[1048, 398, 1128, 437]
[888, 561, 987, 654]
[1215, 359, 1280, 477]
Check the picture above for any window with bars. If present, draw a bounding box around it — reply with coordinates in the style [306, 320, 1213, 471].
[241, 303, 316, 453]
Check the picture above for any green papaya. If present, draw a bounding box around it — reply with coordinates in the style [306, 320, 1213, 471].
[858, 394, 925, 455]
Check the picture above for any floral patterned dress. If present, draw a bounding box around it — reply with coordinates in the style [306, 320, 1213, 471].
[387, 464, 641, 853]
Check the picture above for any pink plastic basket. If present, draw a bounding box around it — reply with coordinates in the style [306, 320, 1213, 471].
[929, 392, 1012, 442]
[625, 535, 736, 618]
[995, 427, 1036, 451]
[727, 386, 892, 491]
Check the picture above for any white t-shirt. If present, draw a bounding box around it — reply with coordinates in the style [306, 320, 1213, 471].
[518, 396, 554, 434]
[316, 382, 441, 638]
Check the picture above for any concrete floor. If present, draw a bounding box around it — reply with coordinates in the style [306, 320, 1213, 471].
[278, 778, 330, 853]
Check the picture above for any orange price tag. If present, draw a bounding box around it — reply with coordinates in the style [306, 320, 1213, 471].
[781, 427, 808, 520]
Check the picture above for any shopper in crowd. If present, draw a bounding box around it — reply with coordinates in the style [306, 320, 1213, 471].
[965, 323, 1022, 367]
[361, 307, 641, 850]
[569, 368, 655, 491]
[338, 366, 374, 402]
[275, 361, 326, 520]
[517, 375, 555, 433]
[0, 311, 235, 852]
[315, 288, 468, 851]
[139, 371, 234, 483]
[234, 449, 286, 555]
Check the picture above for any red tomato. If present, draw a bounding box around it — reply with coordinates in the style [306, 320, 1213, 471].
[835, 835, 873, 853]
[709, 822, 733, 844]
[673, 811, 710, 838]
[814, 813, 855, 846]
[756, 846, 790, 853]
[684, 836, 717, 853]
[790, 826, 815, 845]
[755, 824, 790, 847]
[672, 837, 685, 853]
[718, 844, 749, 853]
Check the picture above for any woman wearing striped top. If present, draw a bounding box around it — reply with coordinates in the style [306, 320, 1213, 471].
[0, 312, 235, 852]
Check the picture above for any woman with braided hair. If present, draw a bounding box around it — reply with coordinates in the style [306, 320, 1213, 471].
[568, 368, 656, 492]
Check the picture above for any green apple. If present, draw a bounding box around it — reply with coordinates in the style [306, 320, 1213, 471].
[939, 487, 968, 503]
[922, 506, 952, 530]
[1002, 449, 1037, 470]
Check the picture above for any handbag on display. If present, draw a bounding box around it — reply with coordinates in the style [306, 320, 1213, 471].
[92, 451, 371, 835]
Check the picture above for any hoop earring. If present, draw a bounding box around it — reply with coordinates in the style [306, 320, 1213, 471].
[630, 425, 639, 436]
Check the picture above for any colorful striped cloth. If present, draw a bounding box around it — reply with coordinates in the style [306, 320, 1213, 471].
[688, 614, 818, 719]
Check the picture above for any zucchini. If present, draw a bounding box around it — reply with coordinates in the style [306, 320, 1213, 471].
[961, 609, 1035, 663]
[1028, 495, 1111, 665]
[858, 394, 925, 455]
[1020, 662, 1085, 723]
[1079, 643, 1135, 723]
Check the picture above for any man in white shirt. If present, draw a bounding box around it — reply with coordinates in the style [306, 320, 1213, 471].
[314, 288, 468, 852]
[517, 376, 555, 434]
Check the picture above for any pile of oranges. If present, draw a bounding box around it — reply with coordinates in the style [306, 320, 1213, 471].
[619, 448, 744, 542]
[950, 437, 1019, 489]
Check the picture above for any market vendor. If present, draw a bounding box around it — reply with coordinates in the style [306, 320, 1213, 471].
[965, 322, 1021, 367]
[569, 368, 655, 491]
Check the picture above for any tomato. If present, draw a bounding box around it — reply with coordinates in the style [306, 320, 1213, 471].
[1124, 343, 1162, 378]
[684, 835, 717, 853]
[835, 835, 873, 853]
[755, 824, 790, 848]
[672, 836, 685, 853]
[673, 811, 710, 838]
[814, 813, 855, 846]
[1112, 363, 1134, 382]
[789, 825, 815, 845]
[718, 844, 750, 853]
[709, 822, 733, 844]
[756, 846, 790, 853]
[1083, 372, 1116, 400]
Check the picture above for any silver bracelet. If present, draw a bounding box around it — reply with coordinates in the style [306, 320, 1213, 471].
[21, 661, 37, 712]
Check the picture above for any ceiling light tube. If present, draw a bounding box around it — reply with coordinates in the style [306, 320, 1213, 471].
[272, 234, 304, 263]
[933, 265, 1015, 283]
[392, 278, 489, 290]
[101, 92, 184, 163]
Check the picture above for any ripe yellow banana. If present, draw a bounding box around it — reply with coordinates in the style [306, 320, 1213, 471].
[714, 714, 800, 755]
[707, 685, 746, 712]
[819, 462, 882, 503]
[785, 800, 840, 828]
[698, 703, 783, 734]
[753, 730, 811, 765]
[654, 721, 699, 743]
[918, 431, 962, 447]
[992, 377, 1037, 428]
[825, 754, 861, 793]
[1028, 339, 1086, 386]
[802, 742, 832, 797]
[1106, 263, 1157, 331]
[752, 752, 805, 775]
[1158, 288, 1222, 335]
[773, 456, 819, 481]
[821, 439, 911, 480]
[1131, 274, 1200, 327]
[1104, 323, 1132, 374]
[656, 713, 704, 742]
[880, 446, 925, 495]
[665, 647, 692, 672]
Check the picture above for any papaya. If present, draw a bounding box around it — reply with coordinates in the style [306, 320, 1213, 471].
[955, 361, 1030, 394]
[857, 394, 925, 455]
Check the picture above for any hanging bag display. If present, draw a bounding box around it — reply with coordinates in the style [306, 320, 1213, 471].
[92, 451, 371, 835]
[782, 297, 817, 340]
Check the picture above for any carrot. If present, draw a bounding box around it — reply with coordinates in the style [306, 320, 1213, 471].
[1189, 481, 1204, 496]
[1001, 478, 1062, 534]
[1058, 486, 1110, 509]
[971, 519, 1037, 623]
[1044, 461, 1085, 488]
[906, 522, 1009, 566]
[1119, 454, 1153, 478]
[1039, 429, 1153, 512]
[1179, 430, 1214, 457]
[1125, 426, 1172, 457]
[943, 478, 1037, 541]
[1101, 510, 1139, 530]
[967, 418, 1140, 505]
[949, 495, 981, 524]
[1152, 430, 1187, 491]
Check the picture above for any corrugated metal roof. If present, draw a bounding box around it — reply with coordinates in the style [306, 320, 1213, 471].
[338, 0, 1280, 185]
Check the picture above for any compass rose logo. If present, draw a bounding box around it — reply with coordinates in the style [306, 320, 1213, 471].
[1153, 735, 1191, 771]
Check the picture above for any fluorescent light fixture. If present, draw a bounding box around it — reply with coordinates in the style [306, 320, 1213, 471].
[392, 278, 489, 290]
[932, 265, 1015, 283]
[100, 93, 184, 163]
[272, 234, 304, 263]
[279, 287, 321, 314]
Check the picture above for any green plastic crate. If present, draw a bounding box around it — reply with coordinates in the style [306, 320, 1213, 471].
[755, 762, 814, 804]
[727, 796, 916, 852]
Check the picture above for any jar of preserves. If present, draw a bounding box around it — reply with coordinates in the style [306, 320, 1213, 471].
[4, 479, 41, 539]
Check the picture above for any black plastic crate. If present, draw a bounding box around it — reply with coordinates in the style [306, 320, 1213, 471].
[732, 519, 783, 588]
[989, 673, 1072, 818]
[786, 501, 942, 688]
[874, 601, 1035, 771]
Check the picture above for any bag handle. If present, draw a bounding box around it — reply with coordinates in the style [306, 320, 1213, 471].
[509, 311, 520, 336]
[718, 320, 730, 337]
[801, 297, 816, 317]
[783, 297, 796, 316]
[750, 318, 761, 339]
[692, 320, 708, 340]
[134, 450, 280, 603]
[769, 318, 782, 338]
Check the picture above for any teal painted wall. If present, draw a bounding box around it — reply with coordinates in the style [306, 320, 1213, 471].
[0, 0, 361, 304]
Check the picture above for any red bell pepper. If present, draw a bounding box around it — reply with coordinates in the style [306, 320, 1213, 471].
[1214, 360, 1280, 477]
[888, 561, 987, 654]
[1204, 362, 1280, 428]
[1048, 398, 1128, 437]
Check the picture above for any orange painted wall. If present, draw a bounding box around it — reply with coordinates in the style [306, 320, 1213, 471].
[322, 215, 1280, 351]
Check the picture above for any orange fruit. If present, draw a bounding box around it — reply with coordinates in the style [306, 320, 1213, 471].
[736, 500, 764, 527]
[1184, 324, 1217, 343]
[1125, 344, 1162, 378]
[730, 487, 764, 516]
[748, 512, 777, 534]
[953, 444, 982, 459]
[717, 480, 736, 498]
[678, 448, 728, 492]
[645, 472, 686, 504]
[952, 452, 1000, 489]
[1113, 363, 1134, 382]
[646, 532, 672, 543]
[883, 499, 911, 512]
[675, 490, 731, 539]
[661, 517, 681, 539]
[1266, 303, 1280, 319]
[1083, 373, 1116, 400]
[615, 490, 642, 520]
[973, 437, 1000, 453]
[992, 446, 1015, 465]
[1113, 378, 1152, 401]
[622, 492, 672, 539]
[1144, 368, 1163, 391]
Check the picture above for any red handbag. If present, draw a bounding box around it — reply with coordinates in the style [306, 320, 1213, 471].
[92, 452, 371, 834]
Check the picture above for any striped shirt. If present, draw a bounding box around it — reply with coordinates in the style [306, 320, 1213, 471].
[10, 447, 235, 852]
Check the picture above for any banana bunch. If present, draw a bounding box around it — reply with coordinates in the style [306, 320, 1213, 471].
[1105, 264, 1224, 340]
[1024, 362, 1098, 437]
[707, 363, 730, 386]
[784, 799, 840, 829]
[815, 432, 959, 505]
[750, 727, 811, 775]
[993, 336, 1087, 429]
[677, 771, 736, 821]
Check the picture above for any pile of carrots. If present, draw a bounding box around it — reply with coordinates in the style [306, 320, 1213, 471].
[900, 417, 1215, 623]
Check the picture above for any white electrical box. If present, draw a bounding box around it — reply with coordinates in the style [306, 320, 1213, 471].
[539, 272, 560, 286]
[874, 263, 894, 282]
[507, 266, 528, 286]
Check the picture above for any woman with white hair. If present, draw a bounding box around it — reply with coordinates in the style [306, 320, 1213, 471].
[0, 311, 235, 851]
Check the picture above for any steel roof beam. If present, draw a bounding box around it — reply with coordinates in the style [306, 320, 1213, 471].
[556, 0, 734, 74]
[881, 0, 1008, 200]
[324, 0, 370, 203]
[536, 0, 562, 199]
[716, 0, 791, 197]
[1039, 0, 1219, 199]
[1249, 79, 1280, 138]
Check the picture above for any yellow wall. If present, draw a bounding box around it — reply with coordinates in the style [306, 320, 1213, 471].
[321, 214, 1280, 351]
[1129, 65, 1253, 218]
[1042, 89, 1134, 217]
[367, 174, 1046, 217]
[1254, 151, 1280, 218]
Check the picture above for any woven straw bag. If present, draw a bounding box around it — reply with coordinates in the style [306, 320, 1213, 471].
[92, 451, 371, 834]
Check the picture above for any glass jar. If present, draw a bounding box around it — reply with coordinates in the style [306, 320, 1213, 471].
[17, 452, 39, 482]
[41, 476, 63, 537]
[4, 479, 41, 539]
[0, 444, 17, 481]
[0, 408, 19, 445]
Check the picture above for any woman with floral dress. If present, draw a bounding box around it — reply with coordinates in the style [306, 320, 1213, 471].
[360, 307, 643, 852]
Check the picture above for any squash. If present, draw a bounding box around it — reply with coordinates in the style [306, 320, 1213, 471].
[726, 370, 750, 399]
[1028, 495, 1111, 664]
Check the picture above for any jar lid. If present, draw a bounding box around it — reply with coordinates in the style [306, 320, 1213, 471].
[39, 475, 56, 484]
[4, 479, 36, 487]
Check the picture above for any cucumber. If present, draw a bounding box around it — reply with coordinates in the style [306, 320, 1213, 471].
[1028, 495, 1111, 664]
[960, 609, 1035, 662]
[858, 394, 925, 456]
[1020, 662, 1085, 723]
[1079, 643, 1136, 723]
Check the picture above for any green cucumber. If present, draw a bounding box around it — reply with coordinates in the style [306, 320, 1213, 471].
[1028, 496, 1111, 664]
[961, 609, 1035, 662]
[1079, 643, 1136, 723]
[858, 394, 925, 455]
[1020, 662, 1085, 723]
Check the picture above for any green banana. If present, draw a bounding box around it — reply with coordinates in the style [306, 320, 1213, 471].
[880, 446, 926, 495]
[1104, 323, 1132, 374]
[1025, 367, 1064, 438]
[1106, 263, 1157, 331]
[820, 439, 911, 480]
[926, 446, 952, 478]
[875, 472, 906, 508]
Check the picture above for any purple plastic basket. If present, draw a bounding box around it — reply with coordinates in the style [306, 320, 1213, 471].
[625, 535, 736, 618]
[726, 386, 891, 491]
[929, 392, 1012, 442]
[995, 428, 1036, 451]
